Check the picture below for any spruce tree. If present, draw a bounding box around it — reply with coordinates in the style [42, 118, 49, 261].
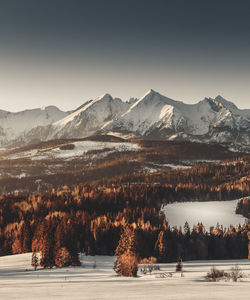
[54, 222, 65, 267]
[65, 220, 81, 266]
[176, 257, 183, 272]
[40, 220, 55, 269]
[21, 221, 32, 253]
[155, 230, 168, 262]
[55, 247, 71, 268]
[115, 226, 138, 256]
[184, 221, 190, 236]
[31, 251, 39, 270]
[114, 226, 139, 277]
[54, 220, 80, 267]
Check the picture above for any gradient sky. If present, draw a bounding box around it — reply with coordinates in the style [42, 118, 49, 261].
[0, 0, 249, 111]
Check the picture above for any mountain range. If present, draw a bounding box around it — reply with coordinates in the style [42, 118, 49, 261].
[0, 90, 249, 148]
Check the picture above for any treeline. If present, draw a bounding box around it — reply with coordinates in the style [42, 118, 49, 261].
[99, 155, 249, 187]
[116, 222, 249, 263]
[114, 223, 249, 277]
[236, 198, 250, 219]
[0, 182, 249, 262]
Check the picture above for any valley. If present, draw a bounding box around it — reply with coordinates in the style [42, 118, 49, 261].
[0, 136, 247, 194]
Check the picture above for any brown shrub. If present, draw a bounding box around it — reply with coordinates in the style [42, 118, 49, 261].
[139, 256, 157, 264]
[205, 267, 227, 281]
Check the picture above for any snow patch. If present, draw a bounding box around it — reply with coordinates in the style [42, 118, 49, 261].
[162, 199, 247, 230]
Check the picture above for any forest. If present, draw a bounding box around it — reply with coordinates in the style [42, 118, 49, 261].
[0, 155, 249, 267]
[236, 197, 250, 219]
[0, 140, 248, 194]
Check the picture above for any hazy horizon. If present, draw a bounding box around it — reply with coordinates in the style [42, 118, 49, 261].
[0, 0, 249, 111]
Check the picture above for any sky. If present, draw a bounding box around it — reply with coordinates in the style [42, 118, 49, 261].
[0, 0, 249, 112]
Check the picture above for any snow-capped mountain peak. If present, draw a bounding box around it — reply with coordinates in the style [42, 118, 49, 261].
[214, 95, 238, 111]
[49, 93, 130, 139]
[0, 106, 67, 146]
[0, 90, 249, 148]
[96, 93, 112, 101]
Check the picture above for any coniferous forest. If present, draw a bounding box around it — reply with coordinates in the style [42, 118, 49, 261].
[0, 155, 249, 266]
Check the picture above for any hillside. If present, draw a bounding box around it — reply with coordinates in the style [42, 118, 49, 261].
[0, 138, 248, 194]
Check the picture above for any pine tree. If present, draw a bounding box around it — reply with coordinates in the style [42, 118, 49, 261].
[114, 252, 138, 277]
[31, 251, 39, 270]
[40, 220, 55, 269]
[155, 230, 168, 262]
[115, 226, 138, 256]
[21, 221, 32, 252]
[114, 226, 139, 277]
[54, 222, 65, 267]
[55, 247, 71, 268]
[65, 220, 81, 266]
[184, 221, 190, 236]
[54, 220, 80, 267]
[176, 257, 183, 272]
[67, 229, 81, 266]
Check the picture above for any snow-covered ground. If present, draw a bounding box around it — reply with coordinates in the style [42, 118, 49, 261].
[162, 199, 248, 230]
[4, 141, 140, 161]
[0, 254, 249, 300]
[35, 141, 139, 160]
[155, 163, 191, 169]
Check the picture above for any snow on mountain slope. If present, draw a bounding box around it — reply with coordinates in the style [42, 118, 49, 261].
[103, 90, 250, 146]
[103, 90, 233, 135]
[49, 94, 130, 139]
[0, 106, 67, 146]
[103, 90, 183, 135]
[214, 95, 238, 111]
[0, 90, 249, 147]
[3, 140, 140, 161]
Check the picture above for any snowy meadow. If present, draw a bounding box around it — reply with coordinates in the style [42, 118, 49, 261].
[162, 199, 247, 230]
[0, 254, 249, 300]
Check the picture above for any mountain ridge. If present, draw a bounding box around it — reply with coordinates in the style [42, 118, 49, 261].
[0, 90, 249, 148]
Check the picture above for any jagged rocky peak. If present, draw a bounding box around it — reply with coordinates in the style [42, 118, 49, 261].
[96, 93, 113, 101]
[214, 95, 238, 111]
[200, 97, 223, 112]
[0, 90, 249, 147]
[139, 89, 159, 100]
[131, 89, 182, 110]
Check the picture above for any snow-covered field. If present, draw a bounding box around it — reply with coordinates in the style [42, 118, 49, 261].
[34, 141, 139, 160]
[0, 254, 249, 300]
[4, 140, 140, 161]
[162, 199, 248, 230]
